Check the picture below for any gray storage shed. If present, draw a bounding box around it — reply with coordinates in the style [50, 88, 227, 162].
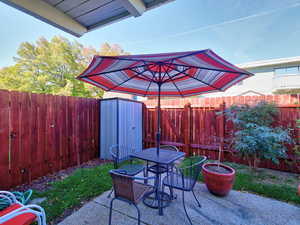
[100, 98, 143, 159]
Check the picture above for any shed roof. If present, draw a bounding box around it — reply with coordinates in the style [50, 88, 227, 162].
[1, 0, 174, 37]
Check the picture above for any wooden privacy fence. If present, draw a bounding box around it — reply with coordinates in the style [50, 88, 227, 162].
[143, 95, 300, 173]
[0, 90, 99, 189]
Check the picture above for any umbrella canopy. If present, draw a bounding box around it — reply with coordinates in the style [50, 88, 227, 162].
[77, 49, 253, 155]
[77, 49, 253, 97]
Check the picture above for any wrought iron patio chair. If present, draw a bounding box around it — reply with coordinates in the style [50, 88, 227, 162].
[108, 169, 155, 225]
[107, 145, 146, 198]
[0, 191, 46, 225]
[162, 156, 207, 225]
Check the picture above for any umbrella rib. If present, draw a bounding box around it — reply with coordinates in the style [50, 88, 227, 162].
[79, 64, 146, 78]
[106, 67, 149, 91]
[147, 64, 160, 83]
[162, 60, 190, 82]
[171, 66, 224, 92]
[164, 68, 190, 82]
[164, 70, 184, 97]
[128, 68, 153, 82]
[144, 79, 153, 97]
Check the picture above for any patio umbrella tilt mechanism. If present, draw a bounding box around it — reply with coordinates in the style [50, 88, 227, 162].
[77, 49, 253, 155]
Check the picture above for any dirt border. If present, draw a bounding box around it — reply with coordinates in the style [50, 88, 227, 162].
[15, 158, 111, 192]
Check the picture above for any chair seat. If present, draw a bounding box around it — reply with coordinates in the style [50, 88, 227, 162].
[0, 203, 36, 225]
[119, 164, 145, 176]
[162, 173, 194, 191]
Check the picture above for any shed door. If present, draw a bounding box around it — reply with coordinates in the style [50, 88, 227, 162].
[118, 100, 142, 152]
[100, 100, 117, 159]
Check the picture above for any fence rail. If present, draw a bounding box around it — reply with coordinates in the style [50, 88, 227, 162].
[143, 95, 300, 173]
[0, 90, 100, 189]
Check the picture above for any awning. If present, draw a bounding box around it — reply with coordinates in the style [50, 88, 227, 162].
[1, 0, 175, 37]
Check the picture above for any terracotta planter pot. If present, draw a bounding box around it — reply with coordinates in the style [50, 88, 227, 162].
[202, 163, 235, 197]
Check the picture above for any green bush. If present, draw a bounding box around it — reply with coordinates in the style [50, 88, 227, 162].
[224, 101, 293, 169]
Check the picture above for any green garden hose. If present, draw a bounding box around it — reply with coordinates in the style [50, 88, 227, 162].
[0, 189, 32, 210]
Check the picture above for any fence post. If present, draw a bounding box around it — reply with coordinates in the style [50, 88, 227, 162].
[153, 106, 158, 147]
[142, 103, 147, 148]
[183, 103, 192, 156]
[219, 102, 226, 161]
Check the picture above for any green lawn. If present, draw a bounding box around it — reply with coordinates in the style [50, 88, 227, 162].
[33, 163, 113, 223]
[31, 158, 300, 224]
[225, 162, 300, 206]
[183, 157, 300, 206]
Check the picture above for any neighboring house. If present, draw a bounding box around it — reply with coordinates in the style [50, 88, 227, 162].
[103, 92, 134, 99]
[204, 56, 300, 97]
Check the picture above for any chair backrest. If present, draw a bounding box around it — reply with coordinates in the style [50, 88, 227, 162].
[109, 145, 134, 167]
[176, 156, 207, 190]
[110, 170, 135, 202]
[160, 145, 179, 152]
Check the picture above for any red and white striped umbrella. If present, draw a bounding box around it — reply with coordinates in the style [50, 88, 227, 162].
[77, 49, 253, 155]
[77, 49, 253, 97]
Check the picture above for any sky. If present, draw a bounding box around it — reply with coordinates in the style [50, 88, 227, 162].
[1, 0, 300, 68]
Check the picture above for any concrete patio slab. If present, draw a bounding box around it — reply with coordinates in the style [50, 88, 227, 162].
[58, 183, 300, 225]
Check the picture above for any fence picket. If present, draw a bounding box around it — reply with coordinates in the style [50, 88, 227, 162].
[143, 96, 300, 173]
[0, 90, 100, 188]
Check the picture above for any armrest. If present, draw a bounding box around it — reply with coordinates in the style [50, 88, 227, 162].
[112, 170, 156, 181]
[133, 176, 156, 181]
[0, 204, 46, 225]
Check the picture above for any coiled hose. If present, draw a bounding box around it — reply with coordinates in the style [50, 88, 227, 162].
[0, 189, 32, 210]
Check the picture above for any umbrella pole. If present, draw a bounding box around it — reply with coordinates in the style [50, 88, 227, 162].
[156, 83, 161, 156]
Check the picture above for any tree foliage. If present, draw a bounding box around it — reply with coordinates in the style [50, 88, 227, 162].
[224, 101, 293, 170]
[273, 88, 300, 95]
[0, 36, 128, 98]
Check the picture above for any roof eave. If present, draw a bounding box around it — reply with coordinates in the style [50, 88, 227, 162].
[1, 0, 175, 37]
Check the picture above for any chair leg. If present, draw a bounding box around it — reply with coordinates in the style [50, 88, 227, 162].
[192, 190, 201, 207]
[144, 162, 149, 184]
[107, 188, 114, 198]
[182, 191, 193, 225]
[143, 168, 148, 184]
[108, 198, 116, 225]
[169, 186, 177, 200]
[132, 203, 141, 225]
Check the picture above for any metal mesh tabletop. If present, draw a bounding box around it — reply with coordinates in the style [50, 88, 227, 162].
[131, 148, 185, 165]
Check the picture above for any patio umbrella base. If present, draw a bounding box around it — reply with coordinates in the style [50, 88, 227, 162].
[143, 191, 171, 209]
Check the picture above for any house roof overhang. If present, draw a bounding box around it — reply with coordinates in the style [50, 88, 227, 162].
[238, 56, 300, 69]
[1, 0, 175, 37]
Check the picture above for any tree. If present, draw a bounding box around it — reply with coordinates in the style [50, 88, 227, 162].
[0, 36, 128, 98]
[273, 88, 300, 95]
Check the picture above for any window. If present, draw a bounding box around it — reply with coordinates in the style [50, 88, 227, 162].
[274, 66, 300, 76]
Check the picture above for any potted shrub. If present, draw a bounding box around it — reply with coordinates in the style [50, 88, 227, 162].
[203, 101, 293, 197]
[202, 143, 236, 197]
